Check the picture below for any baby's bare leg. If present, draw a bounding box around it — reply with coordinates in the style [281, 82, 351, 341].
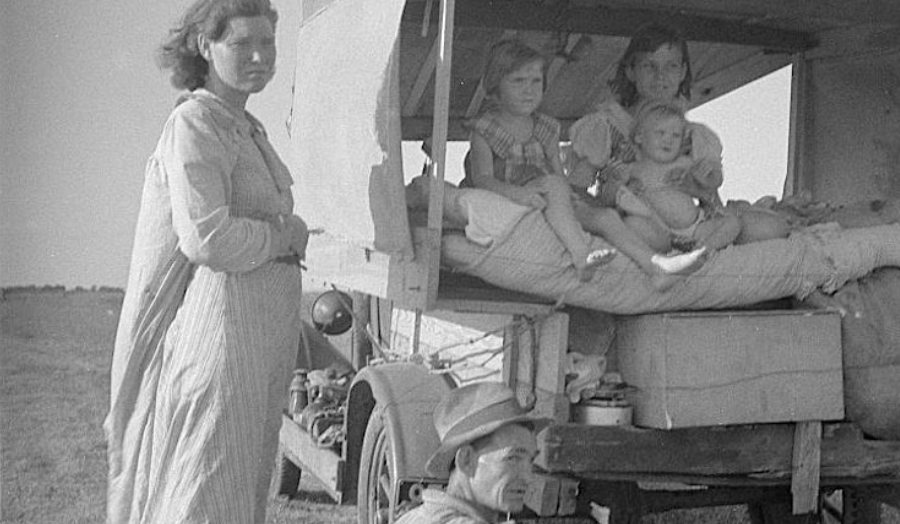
[575, 203, 706, 289]
[734, 208, 790, 244]
[695, 213, 742, 250]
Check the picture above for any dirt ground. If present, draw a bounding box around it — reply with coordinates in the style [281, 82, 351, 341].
[2, 290, 897, 524]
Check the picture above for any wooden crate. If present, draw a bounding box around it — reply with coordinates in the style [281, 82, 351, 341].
[616, 310, 844, 429]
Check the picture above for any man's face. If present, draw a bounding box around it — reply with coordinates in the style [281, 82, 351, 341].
[467, 424, 538, 513]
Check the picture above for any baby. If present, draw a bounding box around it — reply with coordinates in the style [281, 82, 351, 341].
[618, 101, 742, 252]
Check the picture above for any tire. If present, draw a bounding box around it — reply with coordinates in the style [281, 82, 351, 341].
[358, 407, 396, 524]
[274, 448, 302, 497]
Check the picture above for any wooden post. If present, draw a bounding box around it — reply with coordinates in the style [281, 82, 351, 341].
[531, 312, 570, 423]
[791, 420, 822, 515]
[351, 291, 372, 370]
[424, 0, 456, 308]
[502, 319, 521, 398]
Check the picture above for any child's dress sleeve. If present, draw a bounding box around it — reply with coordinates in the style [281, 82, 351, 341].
[569, 112, 613, 169]
[687, 122, 723, 163]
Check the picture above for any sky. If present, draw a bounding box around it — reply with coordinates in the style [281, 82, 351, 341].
[0, 1, 791, 289]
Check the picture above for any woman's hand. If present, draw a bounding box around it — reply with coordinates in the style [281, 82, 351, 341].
[280, 214, 309, 259]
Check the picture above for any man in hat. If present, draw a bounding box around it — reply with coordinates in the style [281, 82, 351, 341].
[394, 381, 548, 524]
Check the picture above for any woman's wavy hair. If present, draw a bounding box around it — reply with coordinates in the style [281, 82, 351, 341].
[608, 22, 693, 109]
[481, 39, 547, 101]
[157, 0, 278, 91]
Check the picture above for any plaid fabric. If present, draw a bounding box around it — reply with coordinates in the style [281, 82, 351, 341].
[467, 111, 561, 186]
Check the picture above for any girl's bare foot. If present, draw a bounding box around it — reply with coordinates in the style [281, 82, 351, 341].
[577, 249, 618, 282]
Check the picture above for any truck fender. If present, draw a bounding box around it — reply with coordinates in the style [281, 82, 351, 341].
[343, 362, 454, 501]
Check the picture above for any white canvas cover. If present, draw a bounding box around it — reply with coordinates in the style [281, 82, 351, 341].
[290, 0, 412, 256]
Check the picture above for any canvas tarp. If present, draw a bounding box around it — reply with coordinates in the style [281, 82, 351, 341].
[290, 0, 413, 256]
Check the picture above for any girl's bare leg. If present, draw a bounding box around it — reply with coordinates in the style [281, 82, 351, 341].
[538, 176, 615, 281]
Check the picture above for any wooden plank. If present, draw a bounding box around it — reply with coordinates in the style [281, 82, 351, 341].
[279, 414, 345, 502]
[533, 312, 570, 423]
[691, 51, 792, 107]
[564, 0, 900, 27]
[570, 470, 900, 489]
[304, 234, 392, 298]
[535, 423, 900, 480]
[402, 0, 816, 51]
[436, 270, 556, 315]
[558, 477, 580, 515]
[545, 34, 583, 90]
[791, 421, 822, 515]
[525, 474, 561, 516]
[502, 320, 521, 394]
[424, 0, 456, 310]
[784, 52, 807, 197]
[433, 298, 555, 316]
[402, 115, 582, 141]
[402, 35, 439, 117]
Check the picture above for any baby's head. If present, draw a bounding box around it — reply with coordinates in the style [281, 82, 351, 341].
[481, 40, 546, 110]
[631, 100, 688, 164]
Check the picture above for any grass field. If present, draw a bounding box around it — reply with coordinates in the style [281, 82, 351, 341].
[2, 290, 897, 523]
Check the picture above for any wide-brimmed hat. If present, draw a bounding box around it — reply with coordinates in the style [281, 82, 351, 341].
[425, 382, 549, 477]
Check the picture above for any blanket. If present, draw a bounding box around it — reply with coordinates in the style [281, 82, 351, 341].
[802, 268, 900, 440]
[443, 210, 900, 314]
[441, 210, 900, 438]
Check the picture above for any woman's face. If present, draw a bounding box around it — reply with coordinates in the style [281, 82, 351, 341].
[496, 59, 544, 118]
[626, 44, 686, 104]
[201, 16, 276, 107]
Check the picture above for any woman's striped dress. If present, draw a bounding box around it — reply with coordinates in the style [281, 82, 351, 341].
[105, 89, 302, 524]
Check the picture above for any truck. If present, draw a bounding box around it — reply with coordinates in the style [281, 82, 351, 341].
[274, 1, 900, 522]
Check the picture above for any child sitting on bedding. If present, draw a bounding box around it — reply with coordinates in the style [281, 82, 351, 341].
[406, 175, 717, 292]
[463, 39, 614, 281]
[464, 40, 707, 284]
[616, 100, 744, 252]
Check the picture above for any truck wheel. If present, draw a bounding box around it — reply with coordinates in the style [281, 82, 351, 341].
[358, 407, 395, 524]
[274, 448, 301, 497]
[821, 488, 882, 524]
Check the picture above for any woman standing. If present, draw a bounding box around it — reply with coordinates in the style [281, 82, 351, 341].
[104, 1, 308, 522]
